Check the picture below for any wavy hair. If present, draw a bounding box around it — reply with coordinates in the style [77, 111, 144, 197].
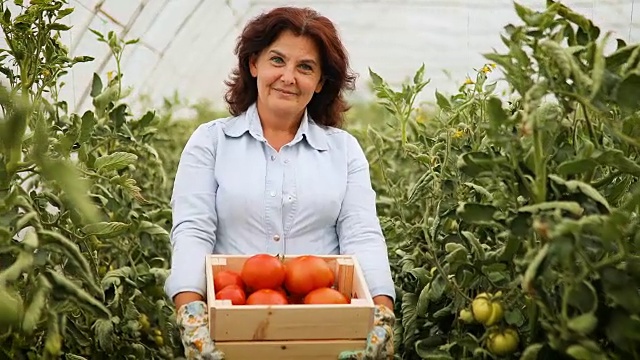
[224, 6, 357, 128]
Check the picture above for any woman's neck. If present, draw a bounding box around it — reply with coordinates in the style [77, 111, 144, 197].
[256, 103, 303, 151]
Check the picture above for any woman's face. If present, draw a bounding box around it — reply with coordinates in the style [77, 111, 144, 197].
[249, 29, 324, 121]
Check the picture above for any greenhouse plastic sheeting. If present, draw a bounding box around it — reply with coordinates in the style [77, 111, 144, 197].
[12, 0, 640, 112]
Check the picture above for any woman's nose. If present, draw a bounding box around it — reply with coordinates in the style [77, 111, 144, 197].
[280, 66, 295, 84]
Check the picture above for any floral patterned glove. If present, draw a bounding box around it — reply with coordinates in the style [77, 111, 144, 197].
[176, 301, 225, 360]
[338, 304, 396, 360]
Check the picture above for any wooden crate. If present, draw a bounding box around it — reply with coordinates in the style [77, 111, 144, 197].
[205, 254, 375, 360]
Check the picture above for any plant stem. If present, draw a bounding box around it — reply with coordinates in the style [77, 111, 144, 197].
[532, 117, 547, 204]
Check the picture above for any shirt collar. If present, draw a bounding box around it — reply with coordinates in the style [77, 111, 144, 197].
[222, 102, 329, 151]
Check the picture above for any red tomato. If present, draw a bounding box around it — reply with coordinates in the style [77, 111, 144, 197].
[214, 270, 244, 292]
[284, 255, 335, 296]
[274, 287, 288, 298]
[215, 284, 246, 305]
[240, 254, 285, 291]
[246, 289, 289, 305]
[303, 287, 349, 305]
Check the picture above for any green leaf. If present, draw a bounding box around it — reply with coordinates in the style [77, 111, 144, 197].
[111, 174, 145, 202]
[138, 221, 169, 241]
[109, 104, 128, 130]
[616, 71, 640, 112]
[93, 318, 115, 352]
[482, 263, 508, 284]
[94, 152, 137, 173]
[567, 313, 598, 335]
[407, 267, 432, 289]
[39, 159, 99, 224]
[456, 152, 506, 177]
[606, 44, 640, 69]
[461, 231, 485, 260]
[522, 243, 549, 294]
[456, 203, 498, 223]
[486, 96, 508, 125]
[78, 111, 96, 144]
[416, 283, 430, 317]
[549, 175, 611, 212]
[565, 345, 595, 360]
[558, 149, 640, 177]
[138, 110, 155, 128]
[520, 344, 544, 360]
[505, 308, 525, 327]
[428, 274, 446, 301]
[567, 281, 598, 314]
[414, 346, 453, 360]
[605, 310, 640, 352]
[600, 267, 640, 314]
[369, 68, 384, 87]
[519, 201, 584, 216]
[590, 32, 610, 98]
[49, 23, 72, 31]
[65, 355, 88, 360]
[90, 73, 102, 98]
[435, 90, 451, 110]
[81, 222, 129, 238]
[401, 293, 418, 346]
[56, 8, 74, 19]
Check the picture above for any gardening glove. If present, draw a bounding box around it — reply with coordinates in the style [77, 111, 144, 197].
[338, 304, 396, 360]
[176, 301, 225, 360]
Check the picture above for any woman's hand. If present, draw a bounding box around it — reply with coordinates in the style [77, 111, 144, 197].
[338, 304, 396, 360]
[176, 300, 226, 360]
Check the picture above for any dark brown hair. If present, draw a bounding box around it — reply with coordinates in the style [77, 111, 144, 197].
[223, 6, 356, 128]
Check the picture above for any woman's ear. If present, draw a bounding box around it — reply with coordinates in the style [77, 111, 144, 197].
[315, 76, 325, 93]
[249, 54, 258, 78]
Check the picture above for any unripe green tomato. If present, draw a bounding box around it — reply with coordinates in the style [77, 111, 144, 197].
[459, 308, 475, 323]
[487, 328, 519, 356]
[0, 289, 24, 330]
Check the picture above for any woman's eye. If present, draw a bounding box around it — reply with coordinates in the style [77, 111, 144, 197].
[299, 64, 313, 71]
[270, 56, 284, 64]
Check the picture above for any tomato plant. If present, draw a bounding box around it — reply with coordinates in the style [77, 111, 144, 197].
[353, 1, 640, 359]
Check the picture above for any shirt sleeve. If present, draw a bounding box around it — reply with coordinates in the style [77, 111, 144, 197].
[336, 133, 396, 302]
[164, 122, 219, 302]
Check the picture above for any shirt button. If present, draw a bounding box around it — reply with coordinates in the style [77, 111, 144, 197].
[288, 195, 294, 202]
[284, 159, 289, 164]
[273, 235, 280, 241]
[271, 155, 276, 161]
[270, 191, 276, 197]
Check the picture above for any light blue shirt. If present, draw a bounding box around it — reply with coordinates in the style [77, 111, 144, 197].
[164, 103, 396, 303]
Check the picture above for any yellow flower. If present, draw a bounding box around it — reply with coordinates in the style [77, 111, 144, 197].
[452, 129, 464, 139]
[481, 65, 492, 73]
[414, 108, 427, 123]
[490, 63, 497, 68]
[464, 77, 474, 85]
[107, 71, 115, 82]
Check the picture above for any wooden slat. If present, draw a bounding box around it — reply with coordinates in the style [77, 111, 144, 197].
[216, 339, 367, 360]
[211, 303, 372, 341]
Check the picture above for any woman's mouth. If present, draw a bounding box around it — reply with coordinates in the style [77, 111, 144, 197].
[274, 88, 297, 96]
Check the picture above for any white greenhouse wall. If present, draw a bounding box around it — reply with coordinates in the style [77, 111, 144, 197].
[4, 0, 640, 112]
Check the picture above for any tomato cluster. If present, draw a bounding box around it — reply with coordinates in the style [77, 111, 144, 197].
[214, 254, 350, 305]
[458, 291, 520, 356]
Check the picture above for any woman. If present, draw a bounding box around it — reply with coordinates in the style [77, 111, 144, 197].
[165, 6, 396, 360]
